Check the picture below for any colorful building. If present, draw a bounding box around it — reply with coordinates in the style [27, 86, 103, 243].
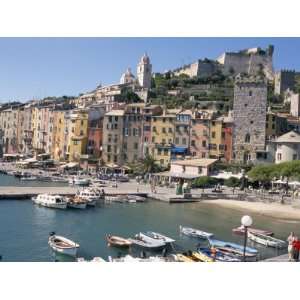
[209, 117, 224, 159]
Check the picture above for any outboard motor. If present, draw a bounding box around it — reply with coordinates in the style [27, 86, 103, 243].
[49, 231, 56, 236]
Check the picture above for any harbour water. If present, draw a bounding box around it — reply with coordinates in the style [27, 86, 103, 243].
[0, 175, 298, 262]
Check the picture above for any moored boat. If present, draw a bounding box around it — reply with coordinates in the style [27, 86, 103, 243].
[32, 194, 67, 209]
[69, 177, 90, 186]
[232, 226, 273, 236]
[179, 225, 213, 239]
[48, 233, 80, 257]
[104, 195, 124, 203]
[106, 235, 132, 248]
[172, 253, 195, 262]
[145, 231, 176, 244]
[128, 233, 166, 250]
[76, 188, 101, 206]
[66, 197, 87, 209]
[248, 232, 286, 248]
[21, 176, 38, 181]
[126, 195, 146, 202]
[197, 247, 241, 262]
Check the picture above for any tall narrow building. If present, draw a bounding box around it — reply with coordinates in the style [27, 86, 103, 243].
[232, 75, 267, 163]
[137, 53, 152, 89]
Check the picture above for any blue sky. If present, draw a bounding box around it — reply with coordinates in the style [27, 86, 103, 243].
[0, 37, 300, 102]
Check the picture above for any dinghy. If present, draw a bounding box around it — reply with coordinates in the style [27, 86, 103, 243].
[197, 247, 241, 262]
[248, 232, 286, 248]
[232, 226, 273, 236]
[179, 225, 213, 239]
[145, 231, 176, 243]
[48, 233, 79, 257]
[106, 235, 132, 248]
[172, 253, 195, 262]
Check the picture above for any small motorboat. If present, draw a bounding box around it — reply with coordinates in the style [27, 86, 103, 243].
[106, 235, 132, 248]
[21, 176, 38, 181]
[172, 253, 195, 262]
[232, 226, 273, 236]
[77, 257, 106, 262]
[108, 255, 167, 262]
[208, 238, 258, 260]
[128, 233, 166, 250]
[104, 195, 124, 203]
[69, 177, 90, 186]
[179, 225, 213, 239]
[248, 232, 286, 248]
[76, 189, 101, 206]
[197, 247, 241, 262]
[145, 231, 176, 244]
[48, 233, 80, 257]
[126, 195, 146, 202]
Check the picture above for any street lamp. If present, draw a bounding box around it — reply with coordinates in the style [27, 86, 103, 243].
[241, 215, 253, 262]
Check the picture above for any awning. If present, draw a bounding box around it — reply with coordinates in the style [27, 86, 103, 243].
[171, 146, 188, 154]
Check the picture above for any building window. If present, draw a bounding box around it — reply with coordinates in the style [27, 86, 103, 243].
[182, 138, 187, 145]
[175, 137, 179, 144]
[202, 140, 207, 147]
[160, 159, 164, 165]
[198, 167, 202, 174]
[164, 149, 168, 156]
[113, 155, 118, 163]
[158, 149, 162, 155]
[277, 153, 282, 161]
[245, 133, 250, 143]
[152, 126, 157, 132]
[162, 128, 166, 133]
[107, 145, 111, 152]
[191, 140, 195, 147]
[202, 152, 206, 158]
[212, 131, 216, 138]
[249, 91, 252, 96]
[152, 137, 155, 143]
[168, 128, 172, 133]
[162, 139, 166, 144]
[192, 152, 196, 156]
[134, 143, 138, 150]
[107, 154, 111, 162]
[293, 154, 297, 160]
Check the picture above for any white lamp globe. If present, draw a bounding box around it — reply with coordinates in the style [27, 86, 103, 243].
[241, 215, 253, 227]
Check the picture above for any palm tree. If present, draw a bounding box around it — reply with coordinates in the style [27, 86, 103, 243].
[142, 154, 157, 174]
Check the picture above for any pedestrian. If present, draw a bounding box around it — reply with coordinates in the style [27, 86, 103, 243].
[287, 232, 295, 261]
[292, 237, 300, 262]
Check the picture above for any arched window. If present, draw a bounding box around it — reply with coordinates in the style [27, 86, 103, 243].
[245, 133, 250, 143]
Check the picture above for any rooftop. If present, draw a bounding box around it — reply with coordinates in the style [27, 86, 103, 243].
[276, 131, 300, 143]
[105, 110, 125, 116]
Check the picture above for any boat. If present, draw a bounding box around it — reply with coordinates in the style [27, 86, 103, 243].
[192, 250, 214, 262]
[108, 254, 167, 262]
[66, 197, 87, 209]
[145, 231, 176, 244]
[248, 232, 286, 248]
[179, 225, 213, 239]
[126, 195, 146, 202]
[197, 247, 241, 262]
[32, 194, 67, 209]
[48, 233, 79, 257]
[208, 238, 258, 260]
[128, 233, 166, 250]
[21, 176, 38, 181]
[104, 195, 124, 203]
[69, 177, 90, 186]
[172, 253, 195, 262]
[77, 257, 106, 262]
[232, 226, 273, 236]
[106, 235, 132, 248]
[76, 188, 101, 206]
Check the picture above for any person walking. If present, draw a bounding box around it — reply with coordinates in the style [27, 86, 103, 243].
[287, 232, 295, 261]
[292, 237, 300, 262]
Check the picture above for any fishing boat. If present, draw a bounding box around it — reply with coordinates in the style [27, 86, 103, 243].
[32, 194, 67, 209]
[232, 226, 273, 236]
[128, 233, 166, 250]
[66, 197, 87, 209]
[179, 225, 213, 239]
[106, 235, 132, 248]
[76, 188, 101, 206]
[69, 177, 90, 186]
[48, 233, 80, 257]
[126, 195, 146, 202]
[208, 238, 258, 260]
[145, 231, 176, 244]
[197, 247, 241, 262]
[248, 232, 286, 248]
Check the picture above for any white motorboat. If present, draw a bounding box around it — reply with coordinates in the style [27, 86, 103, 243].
[69, 177, 90, 186]
[32, 194, 67, 209]
[21, 176, 38, 181]
[248, 231, 287, 248]
[179, 225, 213, 239]
[48, 233, 80, 257]
[104, 195, 124, 203]
[108, 255, 167, 262]
[76, 188, 101, 206]
[126, 195, 146, 202]
[77, 257, 106, 262]
[145, 231, 176, 243]
[128, 233, 166, 250]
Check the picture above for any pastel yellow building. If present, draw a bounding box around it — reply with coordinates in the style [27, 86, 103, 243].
[52, 110, 70, 161]
[150, 111, 176, 167]
[67, 110, 88, 162]
[209, 117, 224, 159]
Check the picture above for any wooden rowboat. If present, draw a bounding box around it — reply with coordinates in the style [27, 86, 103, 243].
[232, 226, 273, 236]
[48, 233, 79, 257]
[106, 235, 132, 248]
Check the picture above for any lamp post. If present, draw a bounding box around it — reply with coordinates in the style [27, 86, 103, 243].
[241, 215, 253, 262]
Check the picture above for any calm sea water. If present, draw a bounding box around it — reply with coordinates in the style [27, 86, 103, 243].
[0, 175, 298, 262]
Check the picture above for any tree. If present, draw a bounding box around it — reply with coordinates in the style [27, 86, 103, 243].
[142, 154, 158, 174]
[192, 176, 218, 188]
[224, 177, 240, 188]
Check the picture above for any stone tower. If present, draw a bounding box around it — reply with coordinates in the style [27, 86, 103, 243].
[232, 75, 267, 163]
[137, 53, 152, 89]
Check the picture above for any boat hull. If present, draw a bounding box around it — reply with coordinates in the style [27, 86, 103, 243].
[248, 232, 286, 248]
[67, 202, 87, 209]
[48, 235, 79, 257]
[33, 199, 67, 209]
